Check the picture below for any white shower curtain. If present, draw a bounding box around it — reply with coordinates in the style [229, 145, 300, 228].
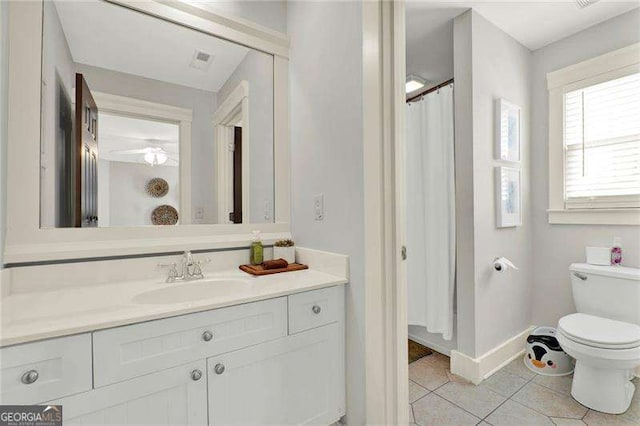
[406, 84, 456, 340]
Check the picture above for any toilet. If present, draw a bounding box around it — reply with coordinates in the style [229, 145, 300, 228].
[557, 263, 640, 414]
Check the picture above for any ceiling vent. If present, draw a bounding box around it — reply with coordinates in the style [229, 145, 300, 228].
[576, 0, 599, 8]
[190, 49, 214, 70]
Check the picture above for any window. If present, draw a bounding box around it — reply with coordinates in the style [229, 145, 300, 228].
[564, 72, 640, 208]
[547, 43, 640, 225]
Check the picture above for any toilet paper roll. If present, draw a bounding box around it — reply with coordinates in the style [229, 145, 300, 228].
[494, 257, 518, 272]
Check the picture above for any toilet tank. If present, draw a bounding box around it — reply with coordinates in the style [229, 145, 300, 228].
[570, 263, 640, 325]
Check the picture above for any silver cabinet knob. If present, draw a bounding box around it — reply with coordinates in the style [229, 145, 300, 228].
[202, 330, 213, 342]
[191, 369, 202, 381]
[21, 370, 39, 385]
[312, 305, 321, 314]
[214, 363, 225, 375]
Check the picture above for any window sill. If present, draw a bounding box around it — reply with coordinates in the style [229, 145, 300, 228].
[548, 209, 640, 226]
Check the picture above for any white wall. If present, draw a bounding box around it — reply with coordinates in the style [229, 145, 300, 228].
[287, 1, 365, 423]
[0, 0, 7, 267]
[106, 161, 180, 227]
[453, 10, 533, 358]
[218, 50, 274, 223]
[41, 1, 75, 228]
[406, 8, 456, 88]
[453, 10, 477, 357]
[75, 64, 218, 224]
[202, 1, 286, 33]
[530, 9, 640, 327]
[471, 11, 533, 357]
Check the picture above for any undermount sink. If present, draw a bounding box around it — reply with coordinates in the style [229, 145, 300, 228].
[133, 279, 252, 305]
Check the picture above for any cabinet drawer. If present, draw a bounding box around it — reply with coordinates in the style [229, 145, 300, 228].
[288, 286, 343, 334]
[93, 297, 287, 387]
[0, 334, 92, 405]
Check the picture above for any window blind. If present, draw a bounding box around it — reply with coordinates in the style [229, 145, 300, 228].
[564, 72, 640, 208]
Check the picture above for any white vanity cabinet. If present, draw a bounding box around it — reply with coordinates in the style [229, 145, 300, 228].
[0, 334, 92, 405]
[2, 285, 345, 426]
[206, 286, 345, 425]
[48, 361, 207, 426]
[92, 297, 288, 387]
[207, 323, 344, 425]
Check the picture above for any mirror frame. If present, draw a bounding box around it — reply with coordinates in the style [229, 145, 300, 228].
[5, 0, 291, 263]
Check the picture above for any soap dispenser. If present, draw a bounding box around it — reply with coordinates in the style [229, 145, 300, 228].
[250, 230, 264, 265]
[611, 237, 623, 265]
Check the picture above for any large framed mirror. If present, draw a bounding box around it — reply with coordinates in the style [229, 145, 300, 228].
[41, 0, 275, 227]
[5, 0, 290, 263]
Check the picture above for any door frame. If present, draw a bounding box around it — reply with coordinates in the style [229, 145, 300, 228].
[91, 91, 193, 224]
[362, 0, 408, 424]
[212, 80, 250, 224]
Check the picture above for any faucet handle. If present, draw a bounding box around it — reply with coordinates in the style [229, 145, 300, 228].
[159, 262, 179, 282]
[192, 262, 204, 279]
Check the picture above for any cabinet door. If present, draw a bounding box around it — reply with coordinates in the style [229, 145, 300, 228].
[208, 323, 344, 425]
[48, 361, 207, 426]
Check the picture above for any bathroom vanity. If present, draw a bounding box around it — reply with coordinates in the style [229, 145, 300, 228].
[0, 265, 347, 425]
[1, 1, 350, 424]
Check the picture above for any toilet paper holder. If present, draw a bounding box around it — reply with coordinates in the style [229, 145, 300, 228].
[494, 257, 518, 272]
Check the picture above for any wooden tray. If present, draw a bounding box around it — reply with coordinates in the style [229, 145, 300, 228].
[239, 263, 309, 276]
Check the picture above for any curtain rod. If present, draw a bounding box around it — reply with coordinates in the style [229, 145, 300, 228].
[406, 78, 454, 103]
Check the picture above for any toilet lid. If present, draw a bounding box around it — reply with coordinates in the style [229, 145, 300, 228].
[558, 313, 640, 349]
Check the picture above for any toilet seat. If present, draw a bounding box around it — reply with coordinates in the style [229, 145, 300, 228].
[558, 313, 640, 350]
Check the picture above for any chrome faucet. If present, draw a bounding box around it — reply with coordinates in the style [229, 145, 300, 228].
[159, 250, 209, 283]
[183, 250, 195, 274]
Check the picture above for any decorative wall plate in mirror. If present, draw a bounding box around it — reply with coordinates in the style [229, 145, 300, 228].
[151, 205, 179, 226]
[146, 178, 170, 198]
[4, 0, 290, 263]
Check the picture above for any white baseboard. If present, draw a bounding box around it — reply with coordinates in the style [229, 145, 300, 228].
[450, 326, 534, 385]
[408, 332, 453, 357]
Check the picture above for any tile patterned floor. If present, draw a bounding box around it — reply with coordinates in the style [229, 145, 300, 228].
[408, 352, 640, 426]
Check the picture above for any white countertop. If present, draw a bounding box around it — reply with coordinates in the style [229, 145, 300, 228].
[0, 268, 347, 347]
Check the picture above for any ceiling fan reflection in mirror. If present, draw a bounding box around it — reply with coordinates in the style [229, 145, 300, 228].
[107, 138, 179, 167]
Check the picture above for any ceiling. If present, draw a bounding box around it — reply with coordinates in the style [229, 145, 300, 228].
[407, 0, 639, 51]
[99, 113, 179, 167]
[53, 0, 250, 92]
[406, 0, 638, 91]
[406, 8, 458, 90]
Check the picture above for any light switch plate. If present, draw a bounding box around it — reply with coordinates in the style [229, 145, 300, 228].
[264, 200, 272, 221]
[194, 207, 204, 220]
[314, 193, 324, 221]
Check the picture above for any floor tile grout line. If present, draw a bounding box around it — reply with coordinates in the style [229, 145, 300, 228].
[414, 360, 519, 423]
[412, 357, 596, 424]
[523, 373, 593, 420]
[429, 387, 486, 422]
[508, 388, 587, 421]
[431, 376, 451, 392]
[409, 378, 428, 392]
[410, 401, 417, 425]
[480, 372, 536, 422]
[429, 392, 484, 423]
[409, 389, 433, 406]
